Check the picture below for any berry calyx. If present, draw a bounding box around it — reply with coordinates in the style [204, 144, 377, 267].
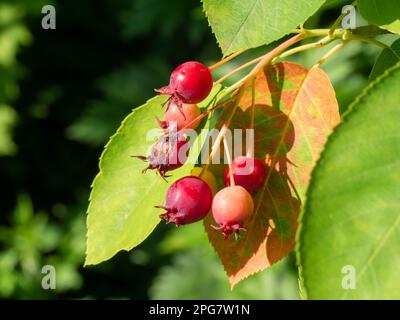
[211, 186, 254, 239]
[156, 61, 213, 113]
[158, 102, 201, 131]
[223, 156, 266, 194]
[191, 167, 218, 196]
[133, 131, 189, 180]
[156, 176, 212, 226]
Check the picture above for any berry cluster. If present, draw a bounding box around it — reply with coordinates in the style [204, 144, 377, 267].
[133, 61, 210, 179]
[135, 61, 267, 239]
[157, 155, 266, 239]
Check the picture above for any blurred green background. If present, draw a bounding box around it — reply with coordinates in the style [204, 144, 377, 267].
[0, 0, 394, 299]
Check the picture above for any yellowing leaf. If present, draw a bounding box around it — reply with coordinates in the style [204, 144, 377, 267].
[205, 62, 340, 287]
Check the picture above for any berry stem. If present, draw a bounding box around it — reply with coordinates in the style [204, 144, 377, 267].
[216, 33, 311, 85]
[246, 78, 256, 158]
[199, 88, 245, 177]
[343, 33, 390, 49]
[216, 56, 263, 84]
[223, 136, 235, 186]
[178, 97, 235, 133]
[275, 32, 391, 66]
[313, 40, 348, 68]
[208, 49, 247, 71]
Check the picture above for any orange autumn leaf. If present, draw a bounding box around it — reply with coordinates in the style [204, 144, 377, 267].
[205, 62, 340, 288]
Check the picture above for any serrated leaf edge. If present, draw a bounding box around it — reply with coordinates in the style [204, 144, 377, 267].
[206, 62, 323, 288]
[84, 96, 166, 266]
[295, 61, 400, 300]
[201, 0, 326, 56]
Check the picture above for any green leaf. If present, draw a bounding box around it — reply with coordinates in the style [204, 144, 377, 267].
[370, 38, 400, 80]
[0, 105, 17, 156]
[358, 0, 400, 34]
[85, 88, 220, 266]
[202, 0, 326, 56]
[297, 62, 400, 299]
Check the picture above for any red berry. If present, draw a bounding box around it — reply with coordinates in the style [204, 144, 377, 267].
[160, 102, 201, 131]
[211, 186, 254, 239]
[224, 156, 266, 194]
[156, 176, 213, 226]
[133, 131, 189, 180]
[169, 62, 213, 103]
[155, 61, 213, 114]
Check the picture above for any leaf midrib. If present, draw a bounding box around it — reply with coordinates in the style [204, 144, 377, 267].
[224, 0, 260, 54]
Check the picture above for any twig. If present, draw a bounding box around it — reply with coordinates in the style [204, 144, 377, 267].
[209, 49, 247, 71]
[273, 35, 334, 62]
[179, 96, 235, 133]
[223, 137, 235, 186]
[313, 41, 348, 68]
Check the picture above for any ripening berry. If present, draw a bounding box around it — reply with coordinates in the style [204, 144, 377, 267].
[191, 167, 218, 196]
[211, 186, 254, 239]
[224, 156, 266, 194]
[158, 102, 201, 131]
[155, 61, 213, 114]
[156, 176, 213, 226]
[169, 61, 213, 103]
[133, 131, 189, 180]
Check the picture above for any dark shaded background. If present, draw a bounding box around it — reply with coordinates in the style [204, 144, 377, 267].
[0, 0, 388, 299]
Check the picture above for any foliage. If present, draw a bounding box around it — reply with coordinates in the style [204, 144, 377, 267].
[152, 222, 299, 299]
[202, 0, 326, 55]
[0, 195, 85, 298]
[85, 87, 220, 265]
[67, 60, 170, 146]
[0, 3, 31, 156]
[1, 0, 399, 300]
[150, 248, 299, 300]
[0, 105, 17, 155]
[1, 0, 221, 299]
[297, 62, 400, 299]
[84, 0, 400, 297]
[204, 62, 339, 287]
[358, 0, 400, 34]
[370, 38, 400, 80]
